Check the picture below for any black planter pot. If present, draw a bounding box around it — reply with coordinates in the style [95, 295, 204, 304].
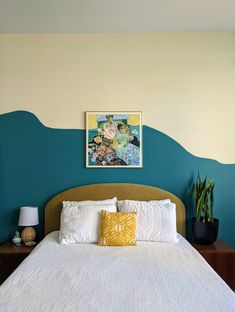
[192, 217, 219, 245]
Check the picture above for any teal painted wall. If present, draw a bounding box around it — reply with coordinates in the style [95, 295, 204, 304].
[0, 111, 235, 247]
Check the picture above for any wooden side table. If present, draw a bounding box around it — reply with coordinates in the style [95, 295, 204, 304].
[191, 240, 235, 290]
[0, 242, 35, 285]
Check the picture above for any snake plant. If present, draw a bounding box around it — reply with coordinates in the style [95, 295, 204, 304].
[194, 173, 215, 223]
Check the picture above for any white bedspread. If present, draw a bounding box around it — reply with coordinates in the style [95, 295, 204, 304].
[0, 232, 234, 312]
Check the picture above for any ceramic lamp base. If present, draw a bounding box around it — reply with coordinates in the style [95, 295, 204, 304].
[21, 227, 36, 243]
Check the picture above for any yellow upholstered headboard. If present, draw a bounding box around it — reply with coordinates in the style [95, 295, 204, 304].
[44, 183, 186, 237]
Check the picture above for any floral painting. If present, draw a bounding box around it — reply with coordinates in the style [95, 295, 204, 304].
[86, 112, 142, 168]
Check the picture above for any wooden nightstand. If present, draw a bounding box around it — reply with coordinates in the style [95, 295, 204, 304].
[0, 242, 35, 285]
[191, 240, 235, 290]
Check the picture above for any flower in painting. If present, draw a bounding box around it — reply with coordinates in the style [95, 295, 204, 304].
[97, 145, 115, 156]
[91, 152, 99, 162]
[93, 136, 103, 144]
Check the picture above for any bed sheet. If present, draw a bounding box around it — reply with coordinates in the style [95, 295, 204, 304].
[0, 231, 234, 312]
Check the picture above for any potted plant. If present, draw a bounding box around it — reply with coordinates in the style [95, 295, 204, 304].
[192, 173, 219, 244]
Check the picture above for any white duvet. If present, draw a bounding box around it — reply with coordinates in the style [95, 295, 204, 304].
[0, 232, 234, 312]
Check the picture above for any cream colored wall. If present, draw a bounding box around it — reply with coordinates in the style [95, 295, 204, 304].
[0, 33, 235, 163]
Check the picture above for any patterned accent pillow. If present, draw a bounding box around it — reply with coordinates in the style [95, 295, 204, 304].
[118, 200, 178, 243]
[98, 210, 137, 246]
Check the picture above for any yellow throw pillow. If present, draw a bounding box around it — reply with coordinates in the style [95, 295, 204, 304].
[98, 210, 137, 246]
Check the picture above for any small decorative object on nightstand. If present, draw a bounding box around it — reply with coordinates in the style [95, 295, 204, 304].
[18, 206, 39, 244]
[12, 231, 21, 247]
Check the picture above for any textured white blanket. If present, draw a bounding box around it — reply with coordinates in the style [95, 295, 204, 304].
[0, 232, 234, 312]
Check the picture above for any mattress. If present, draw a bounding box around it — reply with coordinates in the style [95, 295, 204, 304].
[0, 232, 234, 312]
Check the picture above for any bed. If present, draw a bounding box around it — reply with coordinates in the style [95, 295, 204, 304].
[0, 183, 234, 312]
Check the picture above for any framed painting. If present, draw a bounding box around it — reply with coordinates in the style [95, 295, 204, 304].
[86, 111, 142, 168]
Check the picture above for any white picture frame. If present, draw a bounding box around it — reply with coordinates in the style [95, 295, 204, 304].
[86, 111, 142, 168]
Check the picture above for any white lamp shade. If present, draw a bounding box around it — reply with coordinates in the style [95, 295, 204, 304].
[18, 206, 39, 226]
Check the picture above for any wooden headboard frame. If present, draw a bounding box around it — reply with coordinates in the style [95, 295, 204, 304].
[44, 183, 186, 237]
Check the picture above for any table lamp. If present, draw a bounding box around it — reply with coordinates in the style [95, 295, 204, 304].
[18, 206, 39, 244]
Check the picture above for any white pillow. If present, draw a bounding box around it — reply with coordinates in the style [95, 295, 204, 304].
[118, 199, 178, 243]
[117, 199, 171, 210]
[149, 199, 171, 204]
[59, 198, 117, 245]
